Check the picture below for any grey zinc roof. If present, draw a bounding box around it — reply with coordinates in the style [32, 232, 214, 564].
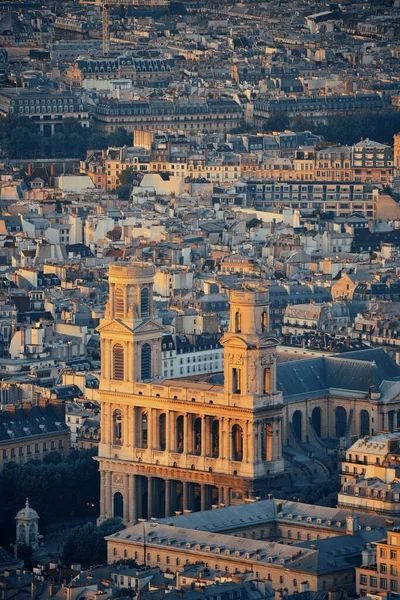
[156, 499, 277, 532]
[276, 348, 400, 401]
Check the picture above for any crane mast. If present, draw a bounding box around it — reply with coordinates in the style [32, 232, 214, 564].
[102, 0, 169, 56]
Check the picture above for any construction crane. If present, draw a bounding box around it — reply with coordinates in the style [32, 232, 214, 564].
[102, 0, 169, 56]
[102, 0, 132, 56]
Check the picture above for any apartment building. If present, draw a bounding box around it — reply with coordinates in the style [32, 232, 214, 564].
[93, 98, 244, 136]
[356, 528, 400, 596]
[0, 89, 89, 135]
[338, 433, 400, 516]
[246, 180, 377, 217]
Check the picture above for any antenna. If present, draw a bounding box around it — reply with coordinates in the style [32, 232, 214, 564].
[143, 522, 146, 567]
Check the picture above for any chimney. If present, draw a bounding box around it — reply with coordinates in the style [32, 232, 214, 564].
[27, 164, 33, 176]
[346, 515, 359, 534]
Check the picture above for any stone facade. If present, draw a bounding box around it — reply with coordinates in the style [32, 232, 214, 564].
[97, 262, 285, 524]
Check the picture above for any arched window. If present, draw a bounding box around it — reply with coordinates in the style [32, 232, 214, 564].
[141, 343, 151, 380]
[335, 406, 347, 438]
[141, 287, 149, 317]
[194, 417, 201, 455]
[141, 412, 148, 448]
[265, 423, 273, 462]
[360, 409, 370, 436]
[212, 420, 219, 458]
[176, 415, 184, 453]
[312, 406, 322, 437]
[115, 287, 124, 318]
[232, 368, 241, 394]
[113, 409, 122, 443]
[113, 492, 123, 518]
[234, 311, 241, 333]
[232, 424, 243, 461]
[261, 311, 268, 333]
[292, 410, 302, 441]
[159, 413, 166, 451]
[264, 368, 271, 394]
[113, 344, 124, 380]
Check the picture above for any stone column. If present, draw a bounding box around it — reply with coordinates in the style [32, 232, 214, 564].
[128, 341, 134, 382]
[170, 411, 175, 452]
[109, 403, 114, 445]
[124, 406, 129, 446]
[102, 403, 108, 444]
[100, 470, 106, 520]
[205, 416, 211, 456]
[183, 415, 188, 454]
[200, 484, 207, 511]
[152, 409, 158, 449]
[227, 419, 232, 461]
[105, 471, 112, 519]
[148, 409, 153, 450]
[105, 339, 111, 380]
[244, 420, 249, 462]
[218, 486, 224, 506]
[255, 421, 260, 461]
[224, 487, 230, 507]
[201, 416, 206, 456]
[147, 477, 153, 519]
[128, 406, 135, 447]
[221, 417, 226, 459]
[136, 477, 143, 520]
[187, 414, 193, 454]
[129, 475, 136, 524]
[183, 481, 188, 511]
[123, 474, 129, 522]
[165, 409, 170, 452]
[165, 479, 171, 517]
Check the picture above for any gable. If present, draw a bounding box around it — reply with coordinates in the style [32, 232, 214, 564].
[96, 319, 133, 335]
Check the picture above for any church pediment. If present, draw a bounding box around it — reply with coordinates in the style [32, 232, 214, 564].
[220, 333, 250, 348]
[133, 318, 165, 334]
[96, 319, 133, 335]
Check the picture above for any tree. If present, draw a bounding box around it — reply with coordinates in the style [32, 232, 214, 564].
[107, 127, 132, 147]
[0, 448, 99, 547]
[116, 185, 131, 201]
[118, 166, 135, 187]
[62, 518, 125, 567]
[292, 114, 309, 132]
[263, 111, 290, 133]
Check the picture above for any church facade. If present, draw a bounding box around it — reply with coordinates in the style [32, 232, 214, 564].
[97, 261, 400, 525]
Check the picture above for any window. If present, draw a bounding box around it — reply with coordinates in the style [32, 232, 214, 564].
[232, 368, 241, 394]
[2, 449, 6, 459]
[390, 565, 397, 576]
[235, 311, 241, 333]
[113, 344, 124, 380]
[391, 581, 398, 591]
[115, 287, 124, 318]
[141, 343, 152, 380]
[381, 579, 388, 589]
[360, 575, 367, 585]
[141, 287, 149, 316]
[264, 368, 271, 394]
[390, 550, 397, 560]
[380, 564, 387, 573]
[370, 576, 377, 587]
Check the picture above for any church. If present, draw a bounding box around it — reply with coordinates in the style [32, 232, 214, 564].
[97, 261, 400, 524]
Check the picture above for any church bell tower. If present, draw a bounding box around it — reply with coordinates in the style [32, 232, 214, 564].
[98, 261, 164, 388]
[221, 287, 281, 406]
